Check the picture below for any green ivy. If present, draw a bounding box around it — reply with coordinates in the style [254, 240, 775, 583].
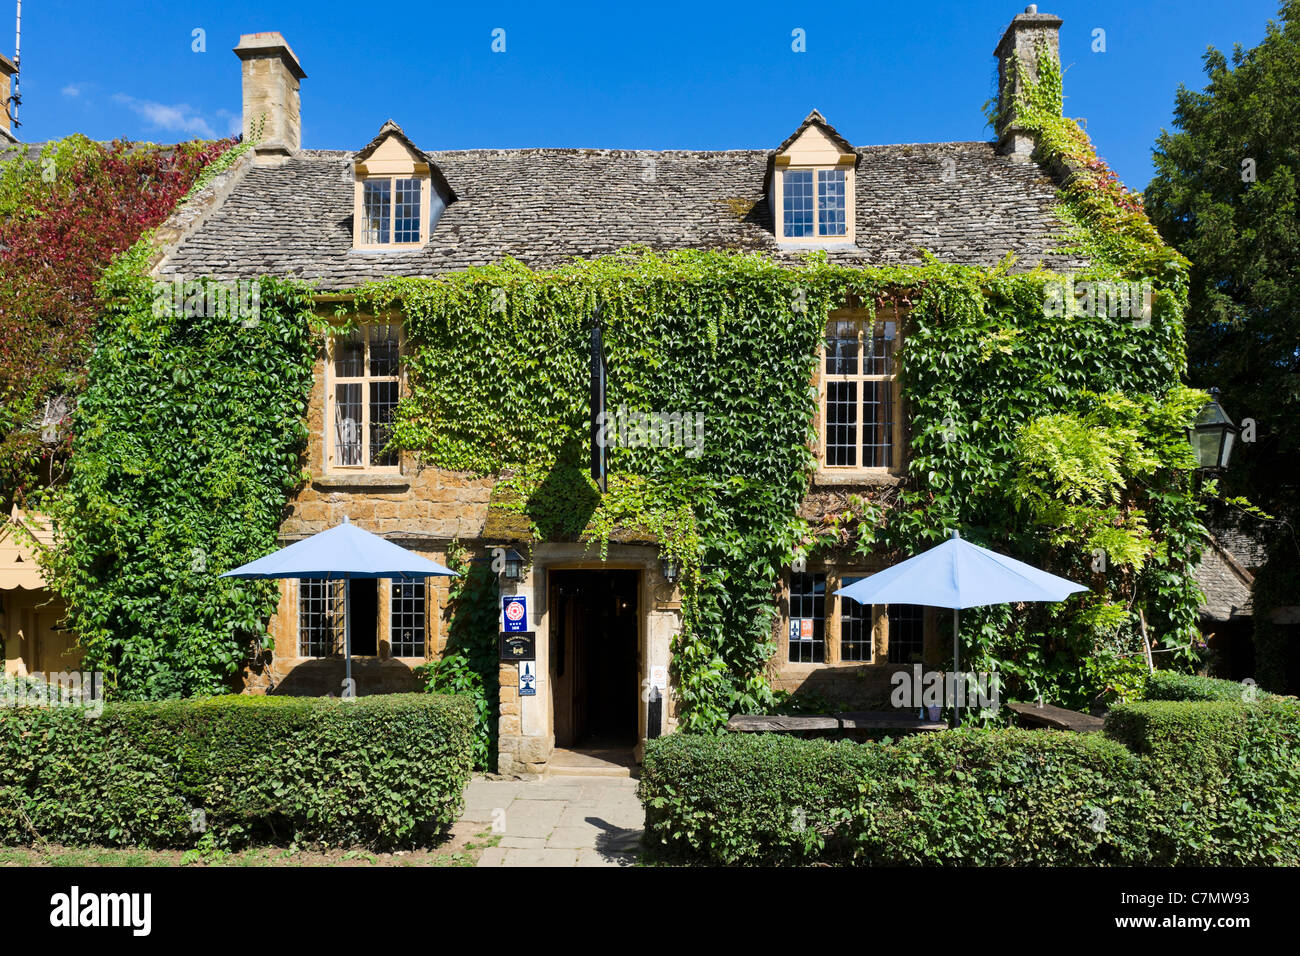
[338, 244, 1204, 729]
[415, 539, 500, 770]
[41, 261, 317, 699]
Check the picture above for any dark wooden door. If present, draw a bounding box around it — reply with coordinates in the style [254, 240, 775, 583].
[569, 597, 588, 742]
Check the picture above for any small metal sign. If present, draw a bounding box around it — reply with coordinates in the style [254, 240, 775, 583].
[650, 665, 668, 691]
[519, 660, 537, 697]
[500, 631, 536, 662]
[790, 619, 813, 642]
[502, 595, 528, 632]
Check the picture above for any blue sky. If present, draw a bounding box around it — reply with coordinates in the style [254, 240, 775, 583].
[12, 0, 1283, 190]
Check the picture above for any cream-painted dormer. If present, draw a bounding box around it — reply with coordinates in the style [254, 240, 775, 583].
[770, 110, 857, 246]
[352, 120, 453, 250]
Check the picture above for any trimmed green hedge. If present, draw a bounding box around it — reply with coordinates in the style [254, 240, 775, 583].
[640, 729, 1151, 866]
[0, 693, 475, 849]
[640, 698, 1300, 865]
[1104, 699, 1300, 864]
[1144, 670, 1258, 701]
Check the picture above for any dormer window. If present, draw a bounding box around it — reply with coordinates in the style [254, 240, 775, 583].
[363, 177, 422, 244]
[771, 110, 857, 245]
[352, 120, 455, 250]
[782, 168, 847, 238]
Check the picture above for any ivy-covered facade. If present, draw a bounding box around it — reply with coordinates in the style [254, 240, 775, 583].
[49, 11, 1209, 775]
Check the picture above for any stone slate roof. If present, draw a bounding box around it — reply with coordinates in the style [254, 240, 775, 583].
[1194, 536, 1255, 622]
[1216, 526, 1267, 574]
[156, 140, 1086, 290]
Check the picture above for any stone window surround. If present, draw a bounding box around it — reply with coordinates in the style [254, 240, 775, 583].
[775, 562, 938, 678]
[323, 321, 405, 477]
[813, 305, 907, 481]
[289, 576, 435, 664]
[351, 147, 433, 250]
[772, 154, 857, 245]
[496, 543, 682, 775]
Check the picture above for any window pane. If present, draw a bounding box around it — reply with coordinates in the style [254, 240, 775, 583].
[840, 576, 872, 662]
[825, 319, 859, 375]
[863, 380, 893, 468]
[299, 578, 340, 657]
[817, 169, 847, 236]
[390, 579, 426, 657]
[370, 380, 399, 467]
[783, 169, 814, 238]
[826, 381, 857, 467]
[363, 179, 391, 244]
[788, 572, 826, 663]
[393, 178, 422, 243]
[887, 604, 924, 664]
[369, 325, 399, 377]
[335, 383, 362, 466]
[334, 329, 365, 378]
[865, 320, 897, 376]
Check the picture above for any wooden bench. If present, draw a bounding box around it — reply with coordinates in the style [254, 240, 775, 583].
[726, 712, 947, 734]
[1006, 701, 1105, 733]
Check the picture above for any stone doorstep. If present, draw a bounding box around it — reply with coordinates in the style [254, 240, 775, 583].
[546, 762, 635, 779]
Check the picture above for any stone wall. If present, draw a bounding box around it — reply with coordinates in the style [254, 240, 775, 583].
[243, 328, 938, 766]
[246, 347, 493, 693]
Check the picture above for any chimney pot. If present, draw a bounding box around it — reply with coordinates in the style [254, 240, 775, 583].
[234, 32, 305, 164]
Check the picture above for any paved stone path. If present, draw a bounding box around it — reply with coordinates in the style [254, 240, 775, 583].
[460, 775, 644, 867]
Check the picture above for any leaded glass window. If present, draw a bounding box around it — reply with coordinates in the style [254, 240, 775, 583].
[330, 324, 401, 470]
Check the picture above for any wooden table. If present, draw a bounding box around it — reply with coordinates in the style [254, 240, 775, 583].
[1006, 701, 1105, 733]
[726, 712, 947, 733]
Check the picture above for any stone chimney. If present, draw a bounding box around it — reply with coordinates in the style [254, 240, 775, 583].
[233, 32, 305, 164]
[993, 5, 1063, 159]
[0, 53, 16, 144]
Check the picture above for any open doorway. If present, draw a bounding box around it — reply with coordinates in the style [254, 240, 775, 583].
[550, 569, 640, 750]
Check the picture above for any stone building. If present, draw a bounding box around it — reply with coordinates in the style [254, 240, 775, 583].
[1, 508, 74, 676]
[151, 10, 1091, 774]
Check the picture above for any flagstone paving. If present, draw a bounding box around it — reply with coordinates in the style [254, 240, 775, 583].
[460, 775, 644, 867]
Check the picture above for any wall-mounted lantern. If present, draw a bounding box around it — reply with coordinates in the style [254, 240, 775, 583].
[1191, 388, 1238, 472]
[499, 548, 526, 582]
[660, 554, 679, 585]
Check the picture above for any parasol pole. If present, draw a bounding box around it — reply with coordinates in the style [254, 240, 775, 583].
[344, 576, 353, 697]
[952, 607, 960, 728]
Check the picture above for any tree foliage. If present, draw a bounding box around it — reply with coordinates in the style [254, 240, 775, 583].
[1145, 1, 1300, 690]
[0, 135, 233, 509]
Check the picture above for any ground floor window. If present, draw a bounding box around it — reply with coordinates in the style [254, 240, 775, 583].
[887, 604, 925, 664]
[390, 580, 426, 657]
[840, 574, 873, 662]
[787, 572, 826, 663]
[299, 578, 340, 657]
[784, 568, 927, 667]
[296, 578, 429, 659]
